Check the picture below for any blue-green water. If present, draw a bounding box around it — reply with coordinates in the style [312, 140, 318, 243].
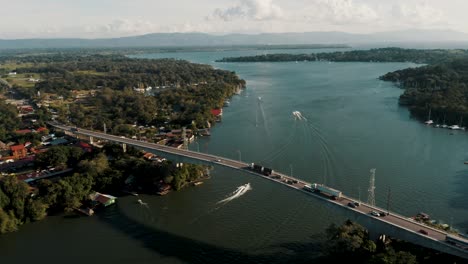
[1, 49, 467, 263]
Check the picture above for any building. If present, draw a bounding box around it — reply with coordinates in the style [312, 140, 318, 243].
[90, 192, 117, 207]
[10, 144, 27, 159]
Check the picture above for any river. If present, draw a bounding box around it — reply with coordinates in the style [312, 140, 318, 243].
[1, 48, 467, 263]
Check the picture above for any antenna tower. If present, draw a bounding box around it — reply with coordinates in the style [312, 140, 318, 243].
[367, 168, 376, 206]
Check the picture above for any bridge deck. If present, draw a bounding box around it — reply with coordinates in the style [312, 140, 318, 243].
[49, 122, 468, 259]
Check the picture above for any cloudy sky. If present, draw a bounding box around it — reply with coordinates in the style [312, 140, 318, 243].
[0, 0, 466, 39]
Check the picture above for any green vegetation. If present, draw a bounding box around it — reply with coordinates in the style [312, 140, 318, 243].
[324, 220, 462, 264]
[0, 53, 245, 131]
[0, 144, 210, 234]
[217, 48, 468, 64]
[0, 175, 47, 233]
[381, 59, 468, 125]
[0, 99, 21, 141]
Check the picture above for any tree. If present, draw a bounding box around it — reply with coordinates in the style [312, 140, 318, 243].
[0, 208, 19, 234]
[25, 199, 47, 221]
[325, 220, 376, 259]
[369, 248, 417, 264]
[0, 188, 10, 209]
[35, 146, 69, 168]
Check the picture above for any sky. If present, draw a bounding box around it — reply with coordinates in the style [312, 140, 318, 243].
[0, 0, 466, 39]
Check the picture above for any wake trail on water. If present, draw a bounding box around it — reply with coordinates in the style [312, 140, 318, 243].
[189, 183, 252, 225]
[217, 183, 252, 204]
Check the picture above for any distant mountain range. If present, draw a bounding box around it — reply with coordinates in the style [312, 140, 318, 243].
[1, 29, 468, 49]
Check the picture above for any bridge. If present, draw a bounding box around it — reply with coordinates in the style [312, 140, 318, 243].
[50, 122, 468, 260]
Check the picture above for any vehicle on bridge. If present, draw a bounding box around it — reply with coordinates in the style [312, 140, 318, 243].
[303, 183, 343, 200]
[249, 163, 274, 176]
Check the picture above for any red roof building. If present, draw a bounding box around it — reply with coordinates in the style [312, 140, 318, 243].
[211, 109, 223, 116]
[10, 144, 27, 159]
[76, 142, 92, 152]
[15, 129, 33, 134]
[36, 127, 47, 133]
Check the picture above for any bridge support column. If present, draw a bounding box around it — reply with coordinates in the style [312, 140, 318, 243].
[89, 136, 94, 144]
[122, 143, 127, 153]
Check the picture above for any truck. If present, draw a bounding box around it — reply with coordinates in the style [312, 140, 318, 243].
[312, 183, 343, 200]
[70, 127, 78, 132]
[262, 167, 273, 176]
[303, 185, 313, 192]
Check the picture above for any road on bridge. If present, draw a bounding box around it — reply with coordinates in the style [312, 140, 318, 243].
[50, 123, 455, 247]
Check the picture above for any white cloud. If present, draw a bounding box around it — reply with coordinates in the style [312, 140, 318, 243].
[302, 0, 379, 25]
[210, 0, 284, 21]
[391, 1, 445, 26]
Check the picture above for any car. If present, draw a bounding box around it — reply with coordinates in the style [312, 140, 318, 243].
[353, 202, 360, 207]
[419, 229, 429, 235]
[347, 202, 356, 208]
[214, 159, 221, 162]
[371, 211, 380, 217]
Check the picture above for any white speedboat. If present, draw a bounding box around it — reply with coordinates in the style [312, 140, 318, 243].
[424, 120, 434, 125]
[449, 125, 461, 130]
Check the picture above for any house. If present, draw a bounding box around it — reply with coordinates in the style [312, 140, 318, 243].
[211, 108, 223, 117]
[76, 142, 92, 152]
[35, 127, 48, 133]
[8, 72, 16, 76]
[10, 144, 27, 159]
[18, 105, 34, 114]
[49, 138, 68, 146]
[16, 129, 33, 135]
[90, 192, 117, 207]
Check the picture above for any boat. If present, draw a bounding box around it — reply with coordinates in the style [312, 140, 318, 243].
[424, 108, 433, 125]
[464, 161, 468, 164]
[192, 181, 203, 186]
[424, 120, 434, 125]
[223, 100, 230, 107]
[449, 125, 461, 130]
[156, 190, 170, 196]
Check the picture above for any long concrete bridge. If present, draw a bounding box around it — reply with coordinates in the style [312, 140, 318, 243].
[50, 122, 468, 260]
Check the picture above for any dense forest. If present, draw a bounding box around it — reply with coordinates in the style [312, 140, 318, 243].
[217, 48, 468, 64]
[0, 53, 245, 131]
[0, 144, 210, 234]
[381, 59, 468, 124]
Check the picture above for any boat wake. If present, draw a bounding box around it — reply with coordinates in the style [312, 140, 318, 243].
[137, 199, 149, 207]
[217, 183, 252, 204]
[292, 111, 308, 121]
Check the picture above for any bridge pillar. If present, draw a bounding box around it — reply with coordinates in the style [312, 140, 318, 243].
[89, 136, 94, 144]
[122, 143, 127, 153]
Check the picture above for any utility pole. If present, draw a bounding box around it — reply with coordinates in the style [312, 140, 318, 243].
[386, 187, 391, 216]
[237, 150, 241, 162]
[103, 123, 107, 134]
[290, 164, 293, 177]
[358, 186, 361, 202]
[368, 168, 376, 207]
